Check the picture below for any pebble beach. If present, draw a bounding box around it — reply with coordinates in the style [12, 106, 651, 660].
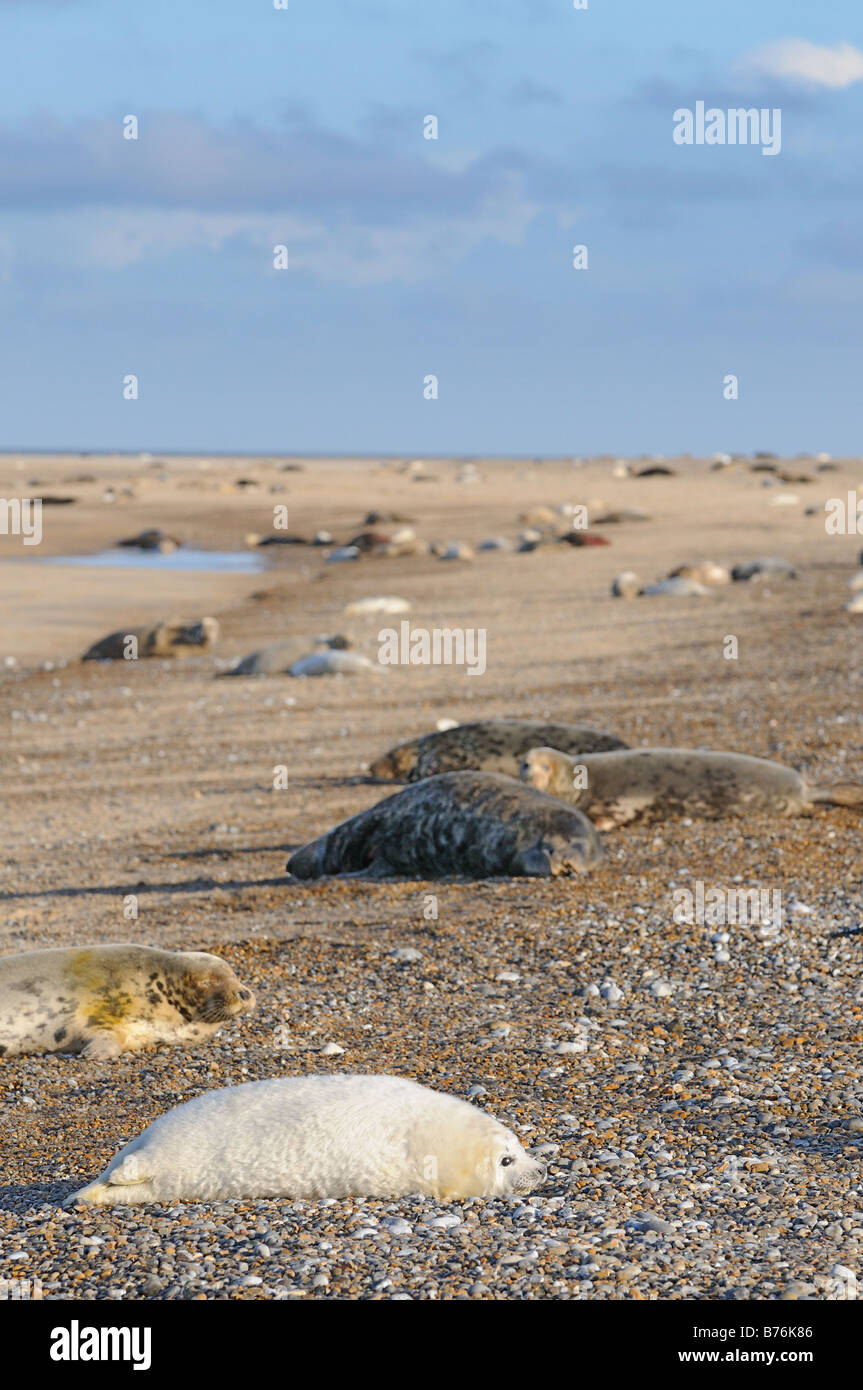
[1, 450, 862, 1301]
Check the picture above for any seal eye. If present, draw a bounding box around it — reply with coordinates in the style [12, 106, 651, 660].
[500, 1156, 515, 1168]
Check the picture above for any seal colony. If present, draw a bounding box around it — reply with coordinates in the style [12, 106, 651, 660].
[0, 945, 255, 1058]
[520, 747, 863, 829]
[370, 719, 628, 782]
[287, 771, 603, 880]
[69, 1074, 545, 1206]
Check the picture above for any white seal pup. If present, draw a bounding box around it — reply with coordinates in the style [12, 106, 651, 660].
[344, 596, 410, 616]
[520, 747, 863, 829]
[286, 771, 603, 879]
[68, 1074, 546, 1206]
[0, 945, 255, 1058]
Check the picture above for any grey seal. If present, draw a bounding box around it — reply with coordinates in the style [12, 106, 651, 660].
[287, 771, 603, 879]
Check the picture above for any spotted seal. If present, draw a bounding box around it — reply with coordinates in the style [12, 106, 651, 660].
[0, 944, 255, 1058]
[369, 719, 628, 783]
[286, 771, 603, 879]
[520, 747, 863, 829]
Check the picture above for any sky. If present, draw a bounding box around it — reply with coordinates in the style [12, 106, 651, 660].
[1, 0, 862, 456]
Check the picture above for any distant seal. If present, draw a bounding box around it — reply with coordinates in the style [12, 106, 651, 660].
[344, 596, 410, 616]
[731, 557, 797, 582]
[611, 571, 643, 599]
[82, 617, 219, 661]
[69, 1073, 545, 1206]
[667, 561, 731, 586]
[289, 650, 376, 677]
[642, 577, 709, 597]
[520, 747, 863, 829]
[369, 719, 628, 783]
[117, 528, 182, 553]
[0, 945, 254, 1058]
[221, 634, 351, 677]
[287, 771, 603, 879]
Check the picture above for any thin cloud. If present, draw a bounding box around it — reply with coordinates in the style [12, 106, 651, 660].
[739, 38, 863, 90]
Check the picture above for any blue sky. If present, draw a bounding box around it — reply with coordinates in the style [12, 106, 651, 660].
[1, 0, 862, 456]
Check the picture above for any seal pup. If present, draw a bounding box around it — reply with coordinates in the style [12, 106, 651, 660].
[82, 617, 219, 661]
[0, 945, 255, 1058]
[369, 719, 628, 783]
[287, 771, 603, 880]
[520, 747, 863, 829]
[69, 1074, 545, 1206]
[344, 596, 410, 616]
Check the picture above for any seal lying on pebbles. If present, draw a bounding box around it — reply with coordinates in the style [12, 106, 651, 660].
[0, 945, 254, 1058]
[370, 719, 628, 782]
[82, 617, 219, 661]
[520, 747, 863, 829]
[68, 1074, 545, 1206]
[286, 771, 603, 879]
[289, 650, 376, 677]
[221, 635, 351, 677]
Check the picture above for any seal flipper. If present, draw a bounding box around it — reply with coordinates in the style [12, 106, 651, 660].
[513, 842, 554, 877]
[81, 1032, 124, 1059]
[67, 1152, 152, 1206]
[808, 783, 863, 809]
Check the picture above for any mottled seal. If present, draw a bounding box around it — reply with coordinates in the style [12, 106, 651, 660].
[520, 747, 863, 829]
[0, 945, 254, 1058]
[369, 719, 628, 783]
[287, 771, 603, 880]
[82, 617, 219, 661]
[69, 1074, 545, 1206]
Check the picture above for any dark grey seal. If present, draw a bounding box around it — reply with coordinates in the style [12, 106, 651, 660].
[286, 771, 603, 880]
